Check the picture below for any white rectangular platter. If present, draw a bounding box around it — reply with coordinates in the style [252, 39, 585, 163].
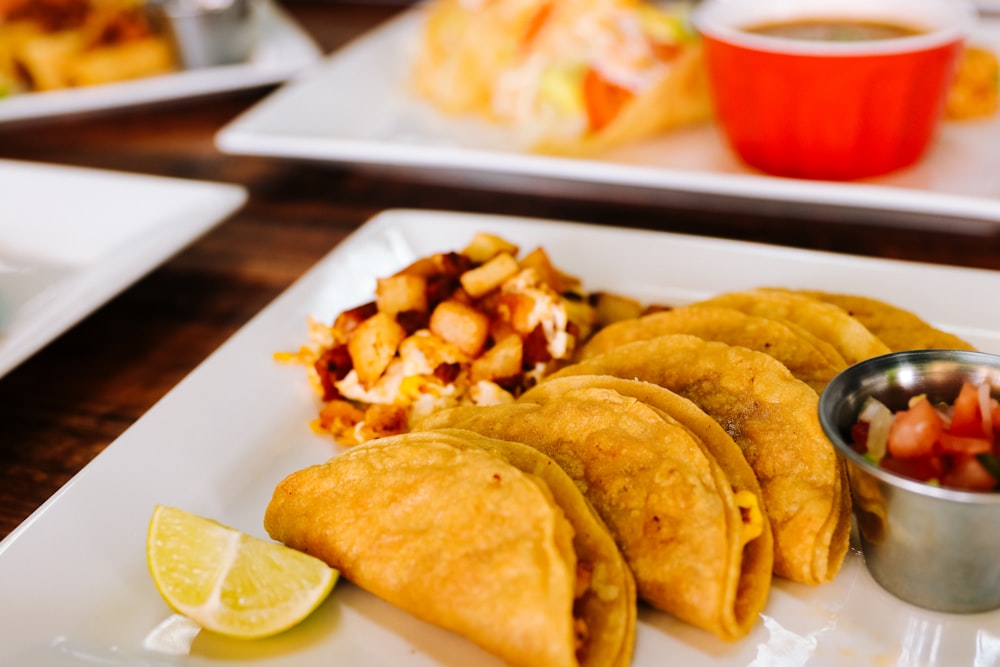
[216, 7, 1000, 231]
[0, 0, 321, 125]
[0, 159, 247, 377]
[2, 209, 999, 666]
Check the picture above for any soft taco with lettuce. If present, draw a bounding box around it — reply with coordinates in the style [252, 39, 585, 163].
[413, 0, 712, 155]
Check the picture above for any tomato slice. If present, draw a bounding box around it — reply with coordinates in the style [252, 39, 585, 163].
[950, 381, 985, 437]
[582, 67, 634, 132]
[888, 396, 943, 458]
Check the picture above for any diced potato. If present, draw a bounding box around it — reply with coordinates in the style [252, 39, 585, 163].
[490, 317, 520, 344]
[592, 291, 644, 327]
[498, 292, 540, 335]
[429, 300, 490, 358]
[460, 252, 520, 298]
[70, 38, 174, 86]
[317, 399, 364, 431]
[376, 273, 428, 316]
[641, 303, 673, 315]
[347, 312, 407, 386]
[564, 298, 597, 342]
[519, 247, 560, 291]
[471, 335, 523, 383]
[462, 233, 519, 264]
[357, 404, 408, 441]
[519, 247, 580, 293]
[331, 302, 378, 344]
[395, 255, 441, 278]
[449, 286, 475, 307]
[20, 32, 80, 91]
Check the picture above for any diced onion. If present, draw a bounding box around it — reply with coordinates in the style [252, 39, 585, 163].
[933, 404, 953, 430]
[859, 396, 893, 462]
[979, 383, 994, 436]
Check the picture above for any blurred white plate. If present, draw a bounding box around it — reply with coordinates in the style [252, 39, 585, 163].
[1, 208, 999, 666]
[0, 0, 322, 125]
[216, 9, 1000, 232]
[0, 160, 247, 377]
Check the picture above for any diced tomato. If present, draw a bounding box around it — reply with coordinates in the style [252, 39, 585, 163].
[881, 453, 944, 482]
[850, 421, 869, 454]
[856, 382, 1000, 492]
[649, 40, 682, 62]
[888, 396, 944, 459]
[521, 1, 553, 48]
[941, 454, 999, 491]
[938, 432, 993, 455]
[950, 381, 986, 437]
[582, 67, 634, 132]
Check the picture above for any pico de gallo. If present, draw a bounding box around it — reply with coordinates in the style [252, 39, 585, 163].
[851, 381, 1000, 491]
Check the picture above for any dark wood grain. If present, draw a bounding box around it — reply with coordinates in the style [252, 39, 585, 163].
[2, 0, 1000, 541]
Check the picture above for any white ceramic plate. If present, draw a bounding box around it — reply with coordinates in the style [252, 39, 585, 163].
[216, 8, 1000, 231]
[0, 160, 247, 378]
[0, 0, 322, 125]
[1, 208, 999, 666]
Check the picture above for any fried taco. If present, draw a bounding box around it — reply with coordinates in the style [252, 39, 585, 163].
[520, 374, 774, 636]
[416, 384, 772, 640]
[551, 334, 851, 585]
[413, 0, 712, 156]
[577, 304, 847, 393]
[264, 429, 635, 667]
[789, 290, 976, 353]
[695, 288, 890, 365]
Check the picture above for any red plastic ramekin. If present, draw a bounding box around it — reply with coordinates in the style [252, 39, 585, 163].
[693, 0, 976, 181]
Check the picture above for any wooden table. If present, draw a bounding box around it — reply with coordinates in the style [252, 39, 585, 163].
[2, 0, 1000, 542]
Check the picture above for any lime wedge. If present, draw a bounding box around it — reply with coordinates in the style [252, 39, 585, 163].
[147, 505, 337, 639]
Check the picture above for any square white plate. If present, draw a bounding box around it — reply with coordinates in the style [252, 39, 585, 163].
[1, 208, 999, 666]
[216, 8, 1000, 231]
[0, 0, 322, 125]
[0, 159, 247, 377]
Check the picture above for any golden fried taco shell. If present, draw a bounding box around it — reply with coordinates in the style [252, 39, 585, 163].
[520, 375, 773, 639]
[264, 430, 634, 667]
[790, 289, 976, 353]
[552, 334, 851, 586]
[577, 304, 846, 393]
[416, 385, 771, 640]
[695, 288, 890, 365]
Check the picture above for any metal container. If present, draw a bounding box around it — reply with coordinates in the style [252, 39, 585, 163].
[819, 349, 1000, 613]
[148, 0, 257, 70]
